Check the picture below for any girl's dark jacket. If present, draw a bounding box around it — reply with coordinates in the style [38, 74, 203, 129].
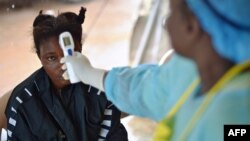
[5, 68, 127, 141]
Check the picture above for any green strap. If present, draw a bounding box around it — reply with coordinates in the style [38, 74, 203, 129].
[154, 61, 250, 141]
[167, 79, 200, 119]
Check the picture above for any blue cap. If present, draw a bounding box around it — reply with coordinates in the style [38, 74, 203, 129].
[186, 0, 250, 63]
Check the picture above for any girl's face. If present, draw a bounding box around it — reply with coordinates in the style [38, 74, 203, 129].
[39, 36, 81, 89]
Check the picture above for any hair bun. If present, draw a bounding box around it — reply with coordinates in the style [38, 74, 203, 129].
[39, 10, 43, 15]
[77, 7, 86, 24]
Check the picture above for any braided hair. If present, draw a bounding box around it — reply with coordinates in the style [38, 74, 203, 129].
[33, 7, 86, 55]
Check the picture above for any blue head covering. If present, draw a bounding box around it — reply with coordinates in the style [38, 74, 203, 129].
[186, 0, 250, 63]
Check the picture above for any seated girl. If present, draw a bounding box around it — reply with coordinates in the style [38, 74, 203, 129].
[5, 7, 128, 141]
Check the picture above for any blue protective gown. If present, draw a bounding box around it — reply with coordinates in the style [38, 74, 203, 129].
[104, 54, 250, 141]
[170, 70, 250, 141]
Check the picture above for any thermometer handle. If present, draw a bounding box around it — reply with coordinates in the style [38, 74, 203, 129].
[59, 31, 80, 83]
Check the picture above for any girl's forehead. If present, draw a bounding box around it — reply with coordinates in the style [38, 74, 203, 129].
[39, 37, 60, 51]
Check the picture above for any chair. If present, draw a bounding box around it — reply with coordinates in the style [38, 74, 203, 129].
[0, 90, 12, 129]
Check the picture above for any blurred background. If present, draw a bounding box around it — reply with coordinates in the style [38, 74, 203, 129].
[0, 0, 171, 140]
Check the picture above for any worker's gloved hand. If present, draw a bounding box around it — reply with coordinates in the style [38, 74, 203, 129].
[60, 52, 106, 91]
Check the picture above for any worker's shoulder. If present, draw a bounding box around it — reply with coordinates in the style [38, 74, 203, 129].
[221, 71, 250, 96]
[211, 71, 250, 110]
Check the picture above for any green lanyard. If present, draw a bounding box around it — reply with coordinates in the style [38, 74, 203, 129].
[154, 61, 250, 141]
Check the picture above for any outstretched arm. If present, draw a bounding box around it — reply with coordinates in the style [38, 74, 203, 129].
[61, 53, 197, 121]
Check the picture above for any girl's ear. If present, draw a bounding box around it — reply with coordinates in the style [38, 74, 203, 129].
[36, 51, 41, 60]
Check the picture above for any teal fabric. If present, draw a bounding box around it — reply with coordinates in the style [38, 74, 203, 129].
[186, 0, 250, 63]
[105, 54, 198, 121]
[171, 71, 250, 141]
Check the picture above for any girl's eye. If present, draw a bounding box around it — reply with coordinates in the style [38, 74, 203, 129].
[47, 56, 57, 62]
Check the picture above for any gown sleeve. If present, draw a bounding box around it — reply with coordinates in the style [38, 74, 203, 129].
[104, 54, 198, 121]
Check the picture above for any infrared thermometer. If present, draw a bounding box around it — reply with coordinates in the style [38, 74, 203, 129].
[59, 31, 80, 83]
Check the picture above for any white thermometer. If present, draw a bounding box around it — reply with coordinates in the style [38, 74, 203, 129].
[59, 31, 80, 83]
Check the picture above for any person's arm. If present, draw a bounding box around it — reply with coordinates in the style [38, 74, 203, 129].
[61, 53, 197, 121]
[6, 113, 37, 141]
